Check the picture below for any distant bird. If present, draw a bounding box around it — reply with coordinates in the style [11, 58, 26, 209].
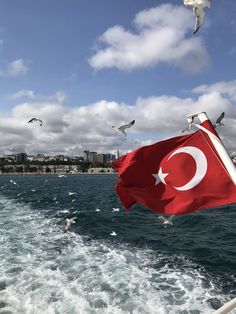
[158, 215, 174, 228]
[112, 120, 135, 136]
[112, 207, 120, 212]
[182, 116, 194, 133]
[64, 217, 76, 233]
[28, 118, 43, 126]
[68, 192, 76, 196]
[184, 0, 211, 35]
[213, 112, 225, 128]
[10, 179, 19, 187]
[110, 231, 117, 236]
[58, 174, 66, 178]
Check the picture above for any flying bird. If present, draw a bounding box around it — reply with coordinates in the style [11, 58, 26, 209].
[112, 207, 120, 212]
[28, 118, 43, 126]
[10, 179, 19, 187]
[110, 231, 117, 236]
[158, 215, 174, 228]
[182, 116, 194, 133]
[213, 112, 225, 128]
[64, 217, 76, 232]
[112, 120, 135, 136]
[184, 0, 211, 35]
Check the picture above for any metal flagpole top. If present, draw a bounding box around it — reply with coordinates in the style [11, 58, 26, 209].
[187, 112, 208, 123]
[212, 297, 236, 314]
[188, 112, 236, 185]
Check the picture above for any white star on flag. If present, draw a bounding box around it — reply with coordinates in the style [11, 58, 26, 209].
[152, 168, 168, 185]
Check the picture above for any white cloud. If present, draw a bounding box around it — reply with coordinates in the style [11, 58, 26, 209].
[88, 4, 209, 73]
[9, 90, 35, 100]
[0, 80, 236, 156]
[192, 80, 236, 101]
[8, 89, 68, 102]
[0, 59, 28, 77]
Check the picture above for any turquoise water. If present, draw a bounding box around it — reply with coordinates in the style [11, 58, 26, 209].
[0, 174, 235, 314]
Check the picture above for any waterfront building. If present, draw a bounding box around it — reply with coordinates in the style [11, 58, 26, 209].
[83, 150, 89, 162]
[116, 150, 120, 159]
[2, 154, 16, 162]
[105, 153, 116, 162]
[16, 153, 27, 163]
[97, 154, 106, 164]
[33, 154, 45, 162]
[88, 152, 97, 163]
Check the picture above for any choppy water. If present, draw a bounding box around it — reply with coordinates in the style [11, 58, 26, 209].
[0, 174, 235, 314]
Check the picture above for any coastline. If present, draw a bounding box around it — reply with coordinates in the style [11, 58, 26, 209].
[0, 172, 117, 176]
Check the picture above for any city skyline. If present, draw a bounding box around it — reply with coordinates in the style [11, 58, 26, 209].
[0, 1, 236, 156]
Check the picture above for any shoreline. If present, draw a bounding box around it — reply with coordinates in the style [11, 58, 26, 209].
[0, 172, 117, 176]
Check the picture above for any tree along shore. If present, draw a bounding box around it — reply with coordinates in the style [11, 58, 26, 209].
[0, 163, 116, 174]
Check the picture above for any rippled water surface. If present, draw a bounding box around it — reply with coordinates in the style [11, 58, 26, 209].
[0, 174, 235, 314]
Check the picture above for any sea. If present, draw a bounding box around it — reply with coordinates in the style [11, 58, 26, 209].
[0, 174, 235, 314]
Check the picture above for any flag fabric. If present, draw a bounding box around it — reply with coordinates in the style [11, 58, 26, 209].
[112, 120, 236, 215]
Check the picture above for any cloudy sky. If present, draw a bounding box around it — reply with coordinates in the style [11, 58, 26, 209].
[0, 0, 236, 156]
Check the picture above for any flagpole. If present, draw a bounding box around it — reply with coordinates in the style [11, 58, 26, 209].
[212, 297, 236, 314]
[189, 112, 236, 185]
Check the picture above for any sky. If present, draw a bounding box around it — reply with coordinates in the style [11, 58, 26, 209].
[0, 0, 236, 156]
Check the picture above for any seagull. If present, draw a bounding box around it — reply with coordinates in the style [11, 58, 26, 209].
[68, 192, 76, 196]
[112, 207, 120, 212]
[184, 0, 211, 35]
[112, 120, 135, 136]
[58, 174, 67, 178]
[10, 179, 19, 187]
[213, 112, 225, 128]
[110, 231, 117, 236]
[64, 217, 76, 232]
[182, 116, 194, 133]
[158, 215, 174, 228]
[28, 118, 43, 126]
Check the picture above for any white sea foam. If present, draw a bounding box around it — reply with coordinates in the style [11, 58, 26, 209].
[0, 196, 232, 314]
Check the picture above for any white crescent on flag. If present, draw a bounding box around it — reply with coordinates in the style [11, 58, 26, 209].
[153, 146, 208, 191]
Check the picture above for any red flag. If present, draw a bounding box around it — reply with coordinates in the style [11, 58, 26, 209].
[112, 121, 236, 215]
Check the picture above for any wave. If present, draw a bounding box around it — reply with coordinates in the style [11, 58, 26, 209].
[0, 195, 233, 314]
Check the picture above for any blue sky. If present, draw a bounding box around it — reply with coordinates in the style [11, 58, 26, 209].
[0, 0, 236, 155]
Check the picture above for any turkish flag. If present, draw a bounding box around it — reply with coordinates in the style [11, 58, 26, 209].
[112, 121, 236, 215]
